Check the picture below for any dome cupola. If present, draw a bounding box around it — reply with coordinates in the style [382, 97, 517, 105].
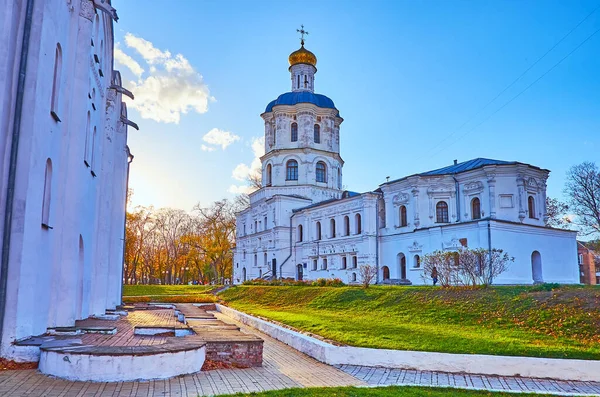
[288, 41, 317, 68]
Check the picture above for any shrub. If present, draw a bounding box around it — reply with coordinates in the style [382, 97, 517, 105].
[312, 278, 328, 287]
[530, 283, 561, 292]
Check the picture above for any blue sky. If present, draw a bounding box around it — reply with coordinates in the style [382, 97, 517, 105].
[112, 0, 600, 212]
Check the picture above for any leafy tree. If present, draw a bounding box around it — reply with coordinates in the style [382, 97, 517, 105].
[564, 162, 600, 236]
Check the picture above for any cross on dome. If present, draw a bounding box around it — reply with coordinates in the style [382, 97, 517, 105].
[297, 25, 309, 46]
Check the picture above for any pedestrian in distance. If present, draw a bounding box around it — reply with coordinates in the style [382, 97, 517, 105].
[431, 266, 438, 286]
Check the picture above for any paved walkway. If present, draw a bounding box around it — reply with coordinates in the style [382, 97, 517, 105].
[336, 364, 600, 396]
[0, 312, 362, 396]
[1, 310, 599, 396]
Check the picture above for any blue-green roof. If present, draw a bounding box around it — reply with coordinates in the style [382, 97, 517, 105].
[265, 92, 339, 115]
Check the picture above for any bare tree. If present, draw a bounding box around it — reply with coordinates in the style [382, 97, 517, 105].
[565, 162, 600, 235]
[421, 250, 457, 287]
[545, 197, 571, 229]
[359, 264, 377, 288]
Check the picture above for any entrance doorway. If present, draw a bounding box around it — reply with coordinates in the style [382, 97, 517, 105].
[398, 253, 407, 279]
[382, 266, 390, 281]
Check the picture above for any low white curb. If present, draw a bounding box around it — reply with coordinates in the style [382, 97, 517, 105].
[216, 304, 600, 382]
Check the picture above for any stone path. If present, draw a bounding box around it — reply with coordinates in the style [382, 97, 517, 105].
[335, 364, 600, 395]
[0, 311, 362, 396]
[2, 310, 600, 396]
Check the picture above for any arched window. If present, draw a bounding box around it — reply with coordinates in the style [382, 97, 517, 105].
[528, 196, 535, 219]
[322, 258, 328, 270]
[264, 252, 267, 266]
[42, 158, 52, 227]
[90, 126, 97, 176]
[343, 216, 350, 236]
[400, 205, 407, 227]
[266, 164, 272, 186]
[471, 197, 481, 220]
[330, 218, 336, 238]
[291, 122, 298, 142]
[84, 111, 91, 166]
[436, 201, 449, 223]
[297, 75, 300, 89]
[286, 160, 298, 180]
[264, 216, 267, 230]
[242, 268, 247, 282]
[254, 254, 257, 266]
[398, 253, 407, 279]
[316, 161, 326, 183]
[382, 266, 390, 280]
[355, 213, 362, 234]
[314, 124, 320, 143]
[352, 272, 357, 282]
[352, 256, 357, 268]
[342, 256, 347, 269]
[298, 224, 303, 242]
[414, 255, 421, 268]
[316, 221, 321, 240]
[51, 44, 62, 121]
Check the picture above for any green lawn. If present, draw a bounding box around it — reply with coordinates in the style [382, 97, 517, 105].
[220, 386, 555, 396]
[218, 285, 600, 360]
[122, 285, 216, 296]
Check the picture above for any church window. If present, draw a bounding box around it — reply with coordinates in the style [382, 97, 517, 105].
[84, 111, 91, 167]
[243, 224, 246, 235]
[50, 44, 62, 121]
[436, 201, 449, 223]
[343, 216, 350, 236]
[352, 272, 357, 282]
[528, 196, 536, 219]
[471, 197, 481, 220]
[291, 122, 298, 142]
[352, 256, 357, 268]
[316, 161, 326, 183]
[312, 259, 317, 271]
[42, 158, 52, 228]
[243, 250, 246, 259]
[330, 218, 336, 238]
[255, 220, 257, 231]
[286, 160, 298, 180]
[264, 216, 267, 230]
[304, 75, 308, 88]
[342, 256, 347, 269]
[355, 213, 362, 234]
[400, 205, 407, 227]
[322, 258, 328, 270]
[90, 126, 97, 176]
[264, 252, 267, 266]
[378, 197, 386, 228]
[338, 168, 342, 189]
[254, 254, 257, 267]
[414, 255, 421, 268]
[316, 221, 322, 240]
[298, 224, 303, 242]
[266, 164, 272, 186]
[314, 124, 320, 143]
[297, 75, 300, 89]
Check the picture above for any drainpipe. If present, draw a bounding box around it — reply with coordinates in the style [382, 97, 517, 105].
[279, 212, 296, 279]
[487, 220, 493, 285]
[375, 194, 380, 284]
[0, 0, 35, 349]
[452, 175, 460, 222]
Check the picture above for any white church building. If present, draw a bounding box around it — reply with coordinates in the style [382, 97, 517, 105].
[233, 38, 578, 286]
[0, 0, 133, 360]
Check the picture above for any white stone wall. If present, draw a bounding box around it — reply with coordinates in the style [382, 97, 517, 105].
[0, 0, 130, 360]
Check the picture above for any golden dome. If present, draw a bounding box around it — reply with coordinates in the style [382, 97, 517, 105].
[288, 42, 317, 67]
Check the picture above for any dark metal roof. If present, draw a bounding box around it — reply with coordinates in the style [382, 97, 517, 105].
[420, 158, 516, 176]
[382, 158, 547, 186]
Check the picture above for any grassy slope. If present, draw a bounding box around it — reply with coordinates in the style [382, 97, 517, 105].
[222, 386, 554, 396]
[122, 285, 215, 296]
[218, 285, 600, 360]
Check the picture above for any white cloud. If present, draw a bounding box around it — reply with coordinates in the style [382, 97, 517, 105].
[227, 184, 255, 195]
[114, 45, 144, 78]
[202, 128, 240, 150]
[115, 33, 212, 124]
[201, 144, 216, 152]
[229, 137, 265, 193]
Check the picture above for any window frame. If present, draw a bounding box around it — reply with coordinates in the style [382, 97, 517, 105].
[291, 122, 298, 142]
[316, 161, 326, 183]
[286, 159, 298, 181]
[314, 124, 320, 143]
[436, 201, 449, 223]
